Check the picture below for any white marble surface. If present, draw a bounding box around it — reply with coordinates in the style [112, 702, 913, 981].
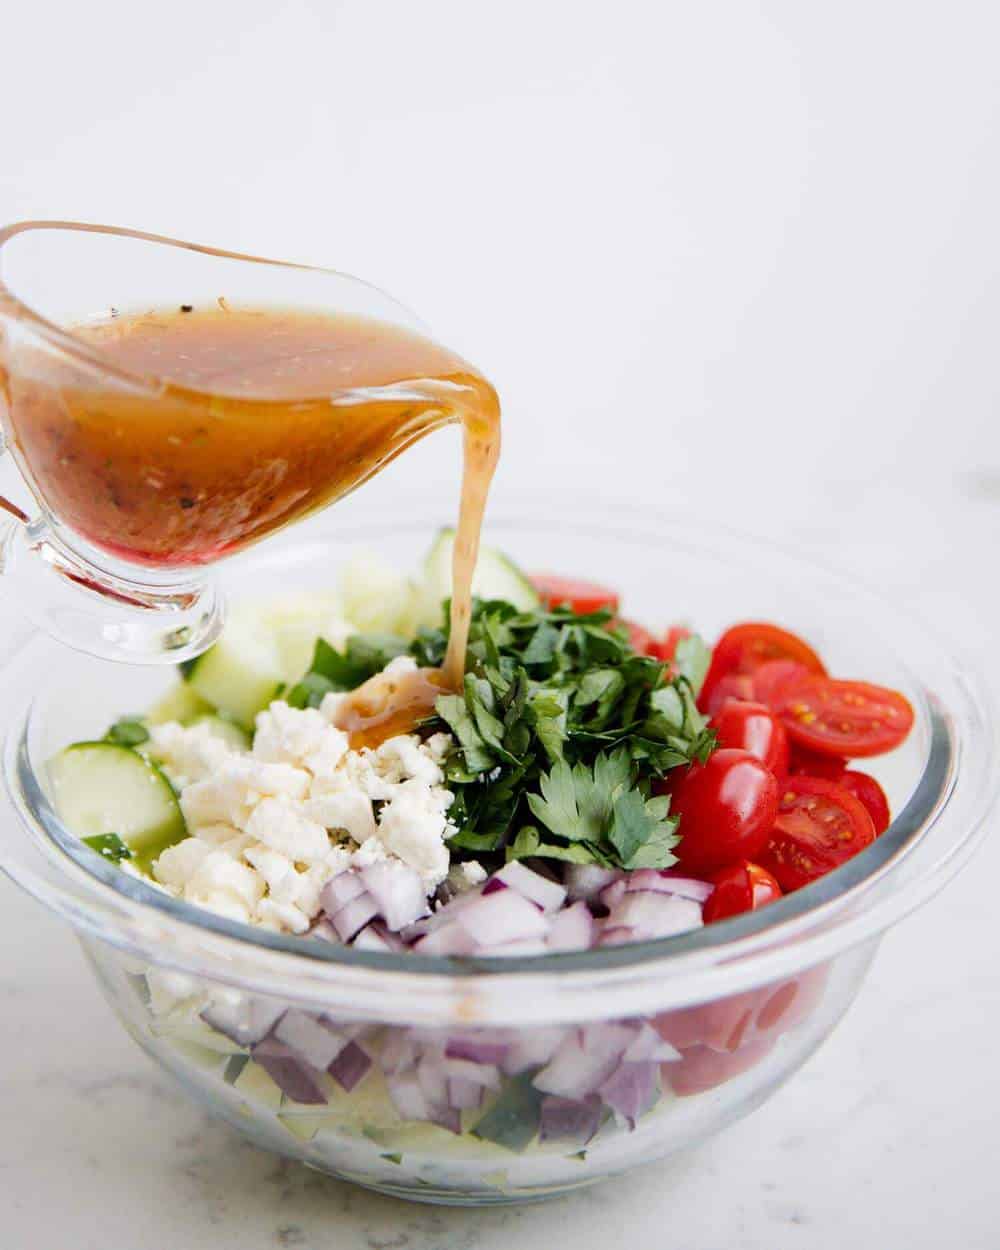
[2, 2, 1000, 1244]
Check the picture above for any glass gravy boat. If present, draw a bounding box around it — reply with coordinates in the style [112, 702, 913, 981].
[0, 221, 472, 663]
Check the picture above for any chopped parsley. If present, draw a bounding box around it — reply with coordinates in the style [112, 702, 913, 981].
[289, 599, 714, 871]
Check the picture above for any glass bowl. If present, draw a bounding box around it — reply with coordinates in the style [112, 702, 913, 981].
[0, 501, 994, 1206]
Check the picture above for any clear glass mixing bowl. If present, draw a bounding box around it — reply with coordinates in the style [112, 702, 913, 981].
[0, 502, 994, 1205]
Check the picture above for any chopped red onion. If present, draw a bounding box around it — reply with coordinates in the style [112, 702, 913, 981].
[359, 861, 430, 931]
[547, 900, 595, 951]
[417, 1055, 450, 1106]
[444, 1036, 510, 1066]
[501, 1027, 567, 1075]
[494, 861, 567, 912]
[328, 1040, 372, 1092]
[564, 863, 618, 901]
[380, 1031, 420, 1075]
[533, 1032, 622, 1100]
[487, 937, 551, 957]
[456, 890, 550, 946]
[605, 892, 703, 939]
[412, 923, 478, 956]
[331, 893, 380, 942]
[352, 923, 404, 953]
[599, 878, 629, 911]
[538, 1094, 603, 1145]
[274, 1010, 347, 1070]
[387, 1070, 430, 1121]
[623, 1021, 681, 1064]
[481, 877, 508, 896]
[201, 997, 285, 1048]
[442, 1057, 502, 1090]
[597, 925, 638, 946]
[598, 1060, 658, 1129]
[251, 1038, 328, 1105]
[580, 1021, 637, 1059]
[448, 1077, 484, 1110]
[321, 871, 366, 914]
[628, 869, 714, 903]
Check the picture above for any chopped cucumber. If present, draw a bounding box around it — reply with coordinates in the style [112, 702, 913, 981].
[49, 742, 186, 865]
[182, 625, 284, 728]
[189, 715, 251, 753]
[147, 682, 214, 726]
[339, 550, 420, 636]
[471, 1075, 544, 1153]
[417, 528, 539, 627]
[230, 592, 350, 683]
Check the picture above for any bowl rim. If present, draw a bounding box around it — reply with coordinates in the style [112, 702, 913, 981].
[1, 502, 996, 1025]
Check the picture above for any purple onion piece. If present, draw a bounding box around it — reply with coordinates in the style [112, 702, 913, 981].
[598, 1060, 659, 1129]
[274, 1010, 347, 1070]
[448, 1077, 484, 1110]
[251, 1039, 328, 1106]
[444, 1036, 510, 1066]
[539, 1094, 603, 1145]
[201, 998, 285, 1048]
[328, 1041, 372, 1092]
[482, 877, 508, 896]
[494, 861, 567, 912]
[321, 870, 366, 914]
[331, 892, 380, 941]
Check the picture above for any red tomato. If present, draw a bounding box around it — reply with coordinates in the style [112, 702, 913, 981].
[665, 1039, 777, 1096]
[774, 675, 915, 758]
[839, 770, 891, 835]
[700, 622, 826, 714]
[615, 617, 657, 655]
[789, 744, 848, 782]
[710, 700, 789, 777]
[666, 749, 779, 875]
[758, 776, 876, 891]
[751, 659, 812, 709]
[651, 624, 692, 663]
[530, 574, 619, 615]
[700, 672, 756, 717]
[702, 860, 783, 924]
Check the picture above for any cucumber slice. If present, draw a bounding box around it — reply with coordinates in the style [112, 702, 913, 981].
[230, 593, 350, 683]
[147, 683, 215, 726]
[49, 742, 186, 864]
[339, 550, 419, 636]
[182, 626, 284, 728]
[417, 528, 539, 626]
[188, 715, 251, 753]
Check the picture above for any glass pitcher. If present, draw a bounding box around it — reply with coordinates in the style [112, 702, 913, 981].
[0, 221, 474, 663]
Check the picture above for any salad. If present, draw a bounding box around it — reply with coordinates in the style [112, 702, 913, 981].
[48, 530, 914, 1157]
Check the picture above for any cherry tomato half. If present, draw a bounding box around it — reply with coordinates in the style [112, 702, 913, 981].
[700, 672, 756, 717]
[751, 659, 812, 710]
[774, 675, 915, 759]
[702, 860, 783, 924]
[788, 744, 848, 782]
[839, 769, 891, 835]
[666, 749, 779, 875]
[758, 775, 876, 891]
[700, 622, 826, 715]
[651, 624, 692, 664]
[530, 574, 619, 615]
[710, 699, 789, 776]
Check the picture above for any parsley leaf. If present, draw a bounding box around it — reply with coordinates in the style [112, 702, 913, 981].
[104, 717, 150, 747]
[83, 833, 133, 863]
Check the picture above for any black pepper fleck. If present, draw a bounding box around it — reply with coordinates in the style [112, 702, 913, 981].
[179, 497, 196, 509]
[180, 304, 193, 313]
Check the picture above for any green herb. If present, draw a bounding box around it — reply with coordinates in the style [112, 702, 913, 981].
[380, 1152, 403, 1165]
[421, 600, 713, 869]
[285, 634, 409, 708]
[104, 717, 150, 747]
[287, 596, 714, 871]
[471, 1075, 544, 1152]
[82, 833, 133, 863]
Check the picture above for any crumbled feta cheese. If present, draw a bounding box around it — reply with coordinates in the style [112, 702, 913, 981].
[151, 664, 458, 935]
[147, 720, 235, 788]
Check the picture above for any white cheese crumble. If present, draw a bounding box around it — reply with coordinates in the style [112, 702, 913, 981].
[149, 680, 457, 934]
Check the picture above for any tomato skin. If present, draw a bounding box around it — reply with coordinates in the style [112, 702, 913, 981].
[699, 672, 756, 717]
[615, 617, 657, 655]
[702, 860, 783, 924]
[530, 574, 619, 615]
[667, 749, 780, 875]
[710, 700, 789, 777]
[700, 622, 826, 715]
[789, 744, 847, 782]
[839, 770, 891, 835]
[752, 659, 811, 709]
[775, 675, 915, 758]
[759, 775, 876, 891]
[651, 625, 692, 664]
[665, 1039, 777, 1096]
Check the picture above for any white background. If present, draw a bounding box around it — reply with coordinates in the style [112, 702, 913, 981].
[1, 3, 998, 1248]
